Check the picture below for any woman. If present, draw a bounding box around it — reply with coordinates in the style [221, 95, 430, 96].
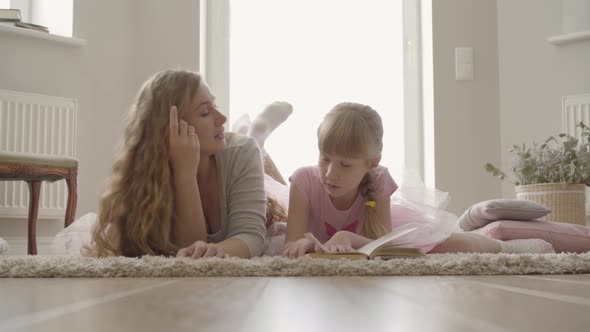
[90, 69, 266, 258]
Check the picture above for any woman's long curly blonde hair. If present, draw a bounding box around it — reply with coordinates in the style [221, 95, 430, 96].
[317, 102, 387, 239]
[87, 69, 202, 257]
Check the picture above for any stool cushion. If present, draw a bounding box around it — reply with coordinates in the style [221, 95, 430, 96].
[0, 152, 78, 169]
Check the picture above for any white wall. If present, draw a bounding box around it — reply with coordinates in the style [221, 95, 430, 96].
[0, 0, 199, 252]
[430, 0, 502, 215]
[132, 0, 200, 86]
[497, 0, 590, 198]
[429, 0, 590, 215]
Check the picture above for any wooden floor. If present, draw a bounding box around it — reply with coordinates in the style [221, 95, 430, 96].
[0, 274, 589, 332]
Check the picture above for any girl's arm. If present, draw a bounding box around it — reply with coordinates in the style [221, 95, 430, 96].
[283, 184, 315, 257]
[324, 195, 392, 251]
[284, 184, 310, 243]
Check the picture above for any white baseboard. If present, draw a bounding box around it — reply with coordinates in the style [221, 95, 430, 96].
[0, 217, 63, 237]
[2, 236, 55, 255]
[1, 218, 63, 255]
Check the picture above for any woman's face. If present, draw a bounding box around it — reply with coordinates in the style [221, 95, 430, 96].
[182, 83, 227, 155]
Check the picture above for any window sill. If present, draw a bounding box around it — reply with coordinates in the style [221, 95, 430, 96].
[0, 24, 86, 47]
[547, 30, 590, 46]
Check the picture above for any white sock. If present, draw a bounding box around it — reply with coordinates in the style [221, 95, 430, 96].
[499, 239, 556, 254]
[231, 113, 251, 135]
[248, 101, 293, 147]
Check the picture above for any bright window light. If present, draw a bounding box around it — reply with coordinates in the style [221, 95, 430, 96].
[31, 0, 73, 37]
[229, 0, 404, 179]
[0, 0, 73, 37]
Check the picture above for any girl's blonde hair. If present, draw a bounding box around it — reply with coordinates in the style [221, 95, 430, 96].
[87, 69, 202, 257]
[317, 102, 387, 239]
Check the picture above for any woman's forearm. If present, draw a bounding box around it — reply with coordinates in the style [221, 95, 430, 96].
[217, 238, 252, 258]
[173, 174, 207, 247]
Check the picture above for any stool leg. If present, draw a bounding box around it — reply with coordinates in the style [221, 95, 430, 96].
[64, 172, 78, 228]
[27, 181, 41, 255]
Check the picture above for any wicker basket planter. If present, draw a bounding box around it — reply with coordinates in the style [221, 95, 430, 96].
[515, 183, 586, 225]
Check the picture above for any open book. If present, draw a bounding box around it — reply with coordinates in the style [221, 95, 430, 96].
[304, 227, 424, 260]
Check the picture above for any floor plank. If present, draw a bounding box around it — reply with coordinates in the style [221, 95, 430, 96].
[0, 278, 175, 322]
[369, 276, 590, 332]
[1, 275, 589, 332]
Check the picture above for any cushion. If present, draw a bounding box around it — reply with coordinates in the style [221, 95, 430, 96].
[0, 151, 78, 168]
[471, 220, 590, 253]
[459, 199, 551, 231]
[0, 237, 8, 255]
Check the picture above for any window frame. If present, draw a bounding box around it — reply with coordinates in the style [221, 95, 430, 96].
[2, 0, 32, 22]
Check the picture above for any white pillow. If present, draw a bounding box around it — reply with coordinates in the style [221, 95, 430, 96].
[0, 236, 9, 255]
[458, 199, 551, 231]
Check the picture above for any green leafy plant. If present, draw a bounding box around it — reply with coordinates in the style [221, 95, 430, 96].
[485, 122, 590, 186]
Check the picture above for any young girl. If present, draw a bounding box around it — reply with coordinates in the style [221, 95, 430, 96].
[283, 102, 554, 258]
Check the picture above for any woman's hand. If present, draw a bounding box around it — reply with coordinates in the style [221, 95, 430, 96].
[323, 231, 355, 253]
[169, 106, 200, 177]
[283, 237, 316, 258]
[177, 241, 227, 258]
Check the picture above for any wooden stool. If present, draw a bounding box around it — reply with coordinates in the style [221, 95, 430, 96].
[0, 152, 78, 255]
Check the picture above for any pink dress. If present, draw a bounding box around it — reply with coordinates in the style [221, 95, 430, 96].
[289, 166, 457, 253]
[289, 166, 397, 243]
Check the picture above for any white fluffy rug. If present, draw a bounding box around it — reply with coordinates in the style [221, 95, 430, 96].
[1, 253, 589, 277]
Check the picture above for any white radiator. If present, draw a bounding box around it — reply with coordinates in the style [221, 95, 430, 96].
[562, 93, 590, 137]
[562, 93, 590, 214]
[0, 89, 77, 219]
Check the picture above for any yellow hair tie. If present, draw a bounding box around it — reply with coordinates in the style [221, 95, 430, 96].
[365, 201, 376, 208]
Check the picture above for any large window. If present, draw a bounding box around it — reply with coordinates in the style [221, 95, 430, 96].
[229, 0, 404, 179]
[202, 0, 425, 181]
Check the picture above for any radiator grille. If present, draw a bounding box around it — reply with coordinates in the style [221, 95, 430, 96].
[0, 89, 77, 218]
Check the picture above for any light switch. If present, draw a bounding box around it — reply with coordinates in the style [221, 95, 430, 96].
[455, 47, 474, 80]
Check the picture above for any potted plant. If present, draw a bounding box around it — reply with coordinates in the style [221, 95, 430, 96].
[484, 122, 590, 225]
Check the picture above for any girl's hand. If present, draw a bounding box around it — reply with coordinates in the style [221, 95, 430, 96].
[323, 231, 355, 253]
[283, 237, 316, 258]
[169, 106, 200, 177]
[177, 241, 227, 258]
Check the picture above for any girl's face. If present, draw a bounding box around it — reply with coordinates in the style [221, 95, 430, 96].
[318, 152, 378, 199]
[181, 83, 227, 155]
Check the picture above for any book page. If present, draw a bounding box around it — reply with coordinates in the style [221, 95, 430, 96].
[371, 246, 424, 258]
[304, 233, 330, 252]
[357, 227, 418, 256]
